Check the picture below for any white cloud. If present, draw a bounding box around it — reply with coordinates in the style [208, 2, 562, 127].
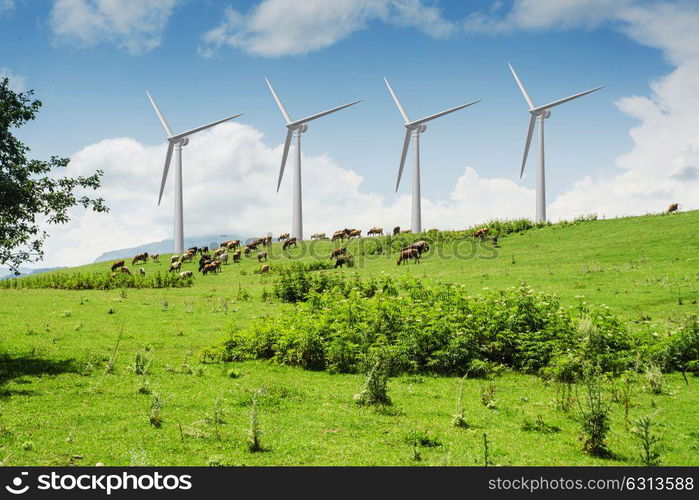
[39, 122, 533, 267]
[199, 0, 455, 57]
[0, 67, 26, 92]
[1, 0, 15, 14]
[49, 0, 179, 54]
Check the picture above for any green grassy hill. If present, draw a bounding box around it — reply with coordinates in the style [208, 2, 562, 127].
[0, 211, 697, 466]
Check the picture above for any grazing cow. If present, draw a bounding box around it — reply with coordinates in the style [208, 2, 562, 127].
[150, 253, 160, 262]
[403, 240, 429, 254]
[330, 247, 347, 259]
[139, 268, 146, 276]
[170, 255, 180, 264]
[110, 260, 125, 272]
[668, 203, 679, 213]
[282, 237, 297, 250]
[393, 226, 401, 235]
[201, 246, 209, 253]
[219, 253, 229, 265]
[334, 255, 352, 268]
[348, 229, 362, 239]
[264, 236, 272, 246]
[120, 265, 132, 275]
[244, 245, 254, 256]
[331, 230, 346, 241]
[473, 227, 489, 240]
[198, 254, 212, 272]
[257, 251, 268, 262]
[368, 227, 383, 236]
[169, 261, 182, 273]
[214, 248, 225, 258]
[311, 232, 326, 240]
[132, 252, 148, 265]
[188, 246, 199, 254]
[397, 248, 420, 265]
[278, 233, 290, 242]
[203, 261, 221, 275]
[179, 271, 193, 278]
[401, 229, 412, 234]
[232, 249, 241, 262]
[260, 264, 270, 274]
[226, 240, 241, 250]
[180, 251, 194, 263]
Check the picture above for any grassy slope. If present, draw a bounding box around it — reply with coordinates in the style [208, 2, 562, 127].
[0, 211, 697, 466]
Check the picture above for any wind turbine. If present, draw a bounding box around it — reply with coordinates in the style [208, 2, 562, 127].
[146, 91, 243, 254]
[508, 63, 604, 222]
[384, 78, 480, 233]
[266, 78, 361, 241]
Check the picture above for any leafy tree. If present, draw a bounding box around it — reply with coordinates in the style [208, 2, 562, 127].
[1, 77, 108, 273]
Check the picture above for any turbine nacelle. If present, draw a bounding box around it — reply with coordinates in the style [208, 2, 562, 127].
[407, 123, 427, 133]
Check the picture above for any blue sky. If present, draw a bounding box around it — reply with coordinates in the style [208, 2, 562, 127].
[1, 0, 697, 266]
[2, 0, 666, 197]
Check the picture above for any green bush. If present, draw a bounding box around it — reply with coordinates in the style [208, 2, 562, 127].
[0, 271, 192, 290]
[219, 276, 645, 376]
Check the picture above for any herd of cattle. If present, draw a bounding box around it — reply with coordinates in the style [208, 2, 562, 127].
[106, 224, 504, 277]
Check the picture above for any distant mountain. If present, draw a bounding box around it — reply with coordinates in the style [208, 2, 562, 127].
[93, 234, 246, 263]
[0, 266, 66, 280]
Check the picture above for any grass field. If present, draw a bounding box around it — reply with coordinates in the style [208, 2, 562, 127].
[0, 211, 697, 466]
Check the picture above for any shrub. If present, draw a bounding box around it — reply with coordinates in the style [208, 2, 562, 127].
[354, 361, 391, 406]
[216, 277, 638, 377]
[577, 374, 612, 457]
[0, 271, 192, 290]
[632, 416, 661, 466]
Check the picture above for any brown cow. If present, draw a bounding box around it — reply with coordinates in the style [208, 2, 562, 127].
[170, 255, 180, 264]
[282, 237, 297, 250]
[214, 248, 225, 258]
[397, 248, 420, 265]
[227, 240, 241, 250]
[150, 253, 160, 262]
[260, 264, 270, 274]
[668, 203, 679, 213]
[334, 255, 352, 268]
[257, 251, 268, 262]
[120, 265, 132, 275]
[331, 230, 346, 241]
[403, 240, 429, 254]
[348, 229, 362, 239]
[110, 260, 125, 272]
[232, 249, 241, 262]
[368, 227, 383, 236]
[330, 247, 347, 259]
[400, 229, 412, 234]
[278, 233, 289, 241]
[473, 227, 489, 240]
[132, 252, 148, 265]
[203, 261, 221, 275]
[169, 261, 182, 273]
[180, 251, 194, 263]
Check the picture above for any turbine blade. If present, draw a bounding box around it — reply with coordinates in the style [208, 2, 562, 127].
[396, 128, 411, 192]
[146, 90, 173, 136]
[168, 113, 243, 142]
[532, 86, 604, 113]
[508, 63, 535, 110]
[289, 100, 362, 126]
[384, 77, 410, 123]
[158, 142, 175, 206]
[408, 100, 480, 126]
[520, 114, 536, 178]
[276, 129, 293, 192]
[265, 77, 292, 123]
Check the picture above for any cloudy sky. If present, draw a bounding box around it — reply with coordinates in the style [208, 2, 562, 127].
[1, 0, 697, 267]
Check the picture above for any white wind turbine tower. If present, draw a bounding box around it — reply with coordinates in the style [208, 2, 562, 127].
[508, 63, 604, 222]
[265, 78, 361, 241]
[384, 78, 480, 234]
[146, 91, 243, 254]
